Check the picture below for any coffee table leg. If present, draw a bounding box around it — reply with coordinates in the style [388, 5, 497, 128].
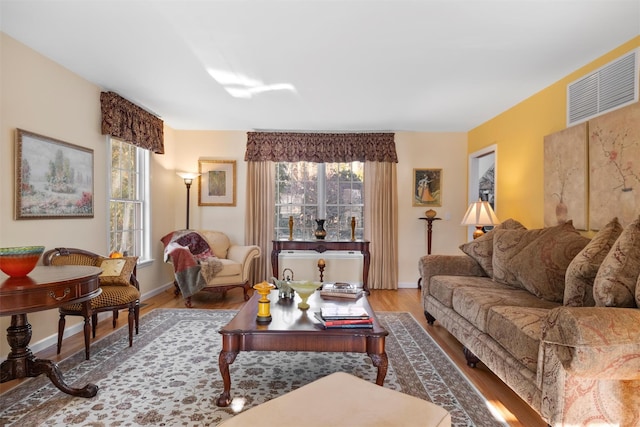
[369, 351, 388, 386]
[216, 350, 238, 407]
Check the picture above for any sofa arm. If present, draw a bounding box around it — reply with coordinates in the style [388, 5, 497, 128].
[227, 245, 261, 281]
[419, 255, 485, 290]
[541, 306, 640, 380]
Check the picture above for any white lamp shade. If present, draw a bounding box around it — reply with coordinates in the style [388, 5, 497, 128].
[177, 172, 200, 180]
[461, 199, 500, 226]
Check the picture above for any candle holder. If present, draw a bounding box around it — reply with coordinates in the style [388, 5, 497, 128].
[253, 281, 275, 324]
[288, 216, 294, 240]
[317, 258, 326, 282]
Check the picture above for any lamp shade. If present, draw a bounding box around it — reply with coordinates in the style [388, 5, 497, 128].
[177, 172, 200, 181]
[461, 199, 500, 227]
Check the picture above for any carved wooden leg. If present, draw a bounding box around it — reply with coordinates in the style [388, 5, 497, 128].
[369, 352, 389, 386]
[463, 347, 480, 368]
[57, 313, 66, 355]
[424, 311, 436, 325]
[216, 350, 238, 407]
[134, 302, 140, 335]
[185, 297, 193, 308]
[173, 280, 181, 296]
[127, 306, 135, 347]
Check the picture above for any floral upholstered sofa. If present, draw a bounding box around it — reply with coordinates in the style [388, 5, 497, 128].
[420, 217, 640, 426]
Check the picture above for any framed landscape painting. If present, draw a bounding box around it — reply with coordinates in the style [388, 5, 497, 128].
[413, 168, 442, 207]
[198, 159, 236, 206]
[15, 129, 94, 219]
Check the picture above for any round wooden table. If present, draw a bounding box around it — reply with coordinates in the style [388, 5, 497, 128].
[0, 265, 102, 397]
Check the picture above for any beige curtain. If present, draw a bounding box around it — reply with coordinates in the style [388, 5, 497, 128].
[245, 161, 275, 285]
[364, 161, 399, 289]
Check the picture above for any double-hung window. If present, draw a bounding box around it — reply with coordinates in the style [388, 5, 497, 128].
[275, 161, 364, 240]
[109, 137, 150, 261]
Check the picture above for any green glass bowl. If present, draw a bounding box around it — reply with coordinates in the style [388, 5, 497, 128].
[0, 246, 45, 277]
[287, 280, 323, 310]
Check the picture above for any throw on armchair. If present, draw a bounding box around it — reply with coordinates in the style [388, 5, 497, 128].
[162, 230, 261, 307]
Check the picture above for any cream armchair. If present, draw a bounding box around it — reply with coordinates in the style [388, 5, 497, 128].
[162, 230, 261, 307]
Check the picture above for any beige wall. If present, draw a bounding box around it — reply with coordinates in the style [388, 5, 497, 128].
[1, 33, 470, 355]
[0, 33, 177, 352]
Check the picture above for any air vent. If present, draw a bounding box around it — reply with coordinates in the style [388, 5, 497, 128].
[567, 49, 638, 125]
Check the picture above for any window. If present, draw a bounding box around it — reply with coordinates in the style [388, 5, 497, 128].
[109, 137, 150, 261]
[275, 161, 364, 240]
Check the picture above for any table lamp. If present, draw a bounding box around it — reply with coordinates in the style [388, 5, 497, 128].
[461, 199, 500, 239]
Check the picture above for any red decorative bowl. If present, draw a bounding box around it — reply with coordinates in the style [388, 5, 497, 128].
[0, 246, 45, 277]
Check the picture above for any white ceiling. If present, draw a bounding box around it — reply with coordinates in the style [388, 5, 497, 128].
[1, 0, 639, 132]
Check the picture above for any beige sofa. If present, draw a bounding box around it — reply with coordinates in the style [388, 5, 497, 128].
[162, 229, 261, 306]
[420, 217, 640, 426]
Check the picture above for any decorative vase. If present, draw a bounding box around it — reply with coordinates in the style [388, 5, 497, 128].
[425, 209, 437, 219]
[314, 219, 327, 240]
[350, 216, 356, 241]
[555, 197, 568, 224]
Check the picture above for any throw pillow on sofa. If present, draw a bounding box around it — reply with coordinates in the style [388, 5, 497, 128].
[564, 217, 623, 307]
[594, 215, 640, 308]
[459, 218, 526, 278]
[492, 221, 590, 302]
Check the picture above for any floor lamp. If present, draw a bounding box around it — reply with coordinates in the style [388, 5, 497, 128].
[461, 199, 500, 239]
[177, 172, 200, 230]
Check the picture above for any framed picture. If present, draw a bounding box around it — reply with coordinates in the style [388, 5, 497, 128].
[413, 168, 442, 207]
[15, 129, 94, 219]
[198, 160, 236, 206]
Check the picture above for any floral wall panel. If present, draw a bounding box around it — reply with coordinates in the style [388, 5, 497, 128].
[589, 101, 640, 229]
[544, 123, 588, 229]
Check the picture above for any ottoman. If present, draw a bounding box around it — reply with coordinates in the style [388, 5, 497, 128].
[218, 372, 451, 427]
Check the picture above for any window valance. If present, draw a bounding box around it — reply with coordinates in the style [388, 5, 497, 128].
[245, 132, 397, 163]
[100, 91, 164, 154]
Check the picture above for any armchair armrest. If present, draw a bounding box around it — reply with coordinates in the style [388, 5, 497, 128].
[541, 306, 640, 380]
[227, 244, 261, 281]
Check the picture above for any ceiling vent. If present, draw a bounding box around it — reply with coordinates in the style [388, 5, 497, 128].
[567, 49, 638, 125]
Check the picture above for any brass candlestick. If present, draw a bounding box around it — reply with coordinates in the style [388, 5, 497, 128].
[350, 216, 356, 241]
[288, 216, 294, 240]
[317, 258, 326, 282]
[253, 281, 275, 324]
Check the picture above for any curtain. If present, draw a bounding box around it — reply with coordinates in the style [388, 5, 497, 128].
[245, 132, 397, 162]
[244, 132, 398, 289]
[245, 161, 275, 284]
[364, 161, 399, 289]
[100, 91, 164, 154]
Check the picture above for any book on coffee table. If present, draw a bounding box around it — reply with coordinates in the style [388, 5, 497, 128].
[320, 282, 363, 300]
[320, 304, 370, 320]
[313, 312, 373, 329]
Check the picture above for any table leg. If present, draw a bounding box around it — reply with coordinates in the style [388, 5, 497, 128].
[362, 248, 370, 294]
[369, 351, 388, 386]
[1, 314, 98, 398]
[216, 349, 238, 407]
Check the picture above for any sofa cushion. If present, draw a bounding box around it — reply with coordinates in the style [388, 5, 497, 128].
[492, 221, 589, 302]
[487, 306, 548, 373]
[215, 258, 242, 278]
[594, 215, 640, 308]
[451, 286, 559, 333]
[459, 218, 526, 278]
[97, 256, 138, 286]
[564, 218, 623, 307]
[429, 275, 512, 308]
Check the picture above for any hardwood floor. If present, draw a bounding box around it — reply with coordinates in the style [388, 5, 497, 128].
[1, 287, 546, 427]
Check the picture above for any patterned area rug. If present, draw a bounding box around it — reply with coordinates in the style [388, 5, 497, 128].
[0, 309, 505, 426]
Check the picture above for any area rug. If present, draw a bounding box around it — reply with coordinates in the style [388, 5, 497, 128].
[0, 309, 505, 426]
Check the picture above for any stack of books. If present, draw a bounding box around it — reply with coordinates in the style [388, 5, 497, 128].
[314, 304, 373, 329]
[319, 282, 363, 300]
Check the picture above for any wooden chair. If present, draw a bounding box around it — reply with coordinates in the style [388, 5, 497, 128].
[42, 247, 140, 360]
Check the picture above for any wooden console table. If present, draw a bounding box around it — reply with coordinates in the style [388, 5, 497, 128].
[0, 265, 102, 397]
[271, 240, 370, 293]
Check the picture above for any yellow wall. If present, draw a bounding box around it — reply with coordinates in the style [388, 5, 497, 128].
[469, 36, 640, 228]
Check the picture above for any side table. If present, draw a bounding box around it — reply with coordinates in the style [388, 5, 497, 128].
[1, 265, 102, 397]
[418, 217, 441, 289]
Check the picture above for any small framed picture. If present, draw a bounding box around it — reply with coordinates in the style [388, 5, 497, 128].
[15, 129, 94, 219]
[413, 168, 442, 207]
[198, 160, 236, 206]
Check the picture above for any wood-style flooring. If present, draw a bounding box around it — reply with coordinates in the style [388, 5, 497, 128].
[1, 287, 546, 427]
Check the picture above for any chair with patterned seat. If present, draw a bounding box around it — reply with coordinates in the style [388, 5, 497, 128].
[43, 247, 140, 360]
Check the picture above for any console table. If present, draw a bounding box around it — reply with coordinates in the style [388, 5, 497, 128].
[0, 265, 102, 397]
[271, 240, 370, 293]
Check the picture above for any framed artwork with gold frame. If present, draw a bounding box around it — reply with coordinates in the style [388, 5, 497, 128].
[413, 168, 442, 207]
[198, 159, 236, 206]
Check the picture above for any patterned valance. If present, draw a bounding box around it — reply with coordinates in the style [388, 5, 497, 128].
[100, 91, 164, 154]
[245, 132, 397, 163]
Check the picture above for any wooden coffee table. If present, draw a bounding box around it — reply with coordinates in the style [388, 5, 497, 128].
[216, 290, 388, 407]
